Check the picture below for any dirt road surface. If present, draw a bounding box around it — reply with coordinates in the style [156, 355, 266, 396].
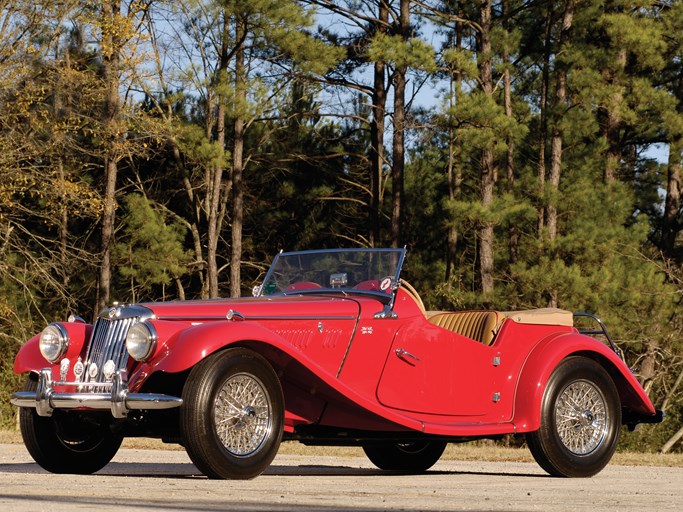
[0, 443, 680, 511]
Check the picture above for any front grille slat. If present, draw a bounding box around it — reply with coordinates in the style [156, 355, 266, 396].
[76, 305, 153, 392]
[83, 317, 134, 391]
[102, 319, 124, 366]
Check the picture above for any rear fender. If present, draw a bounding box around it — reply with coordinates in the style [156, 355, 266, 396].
[513, 332, 657, 432]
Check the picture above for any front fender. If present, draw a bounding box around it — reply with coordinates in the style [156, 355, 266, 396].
[137, 319, 429, 433]
[14, 323, 92, 375]
[512, 332, 657, 432]
[142, 320, 308, 376]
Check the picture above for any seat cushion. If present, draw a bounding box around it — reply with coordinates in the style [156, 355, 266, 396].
[428, 311, 502, 346]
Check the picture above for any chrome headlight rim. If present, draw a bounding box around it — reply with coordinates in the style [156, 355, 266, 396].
[125, 321, 158, 362]
[39, 323, 69, 363]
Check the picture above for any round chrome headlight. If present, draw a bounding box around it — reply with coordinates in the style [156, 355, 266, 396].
[126, 322, 157, 362]
[39, 323, 69, 363]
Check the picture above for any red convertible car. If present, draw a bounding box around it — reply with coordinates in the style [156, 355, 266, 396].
[12, 248, 662, 479]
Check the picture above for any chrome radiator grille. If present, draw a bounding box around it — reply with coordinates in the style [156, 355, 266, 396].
[79, 304, 154, 389]
[82, 317, 135, 387]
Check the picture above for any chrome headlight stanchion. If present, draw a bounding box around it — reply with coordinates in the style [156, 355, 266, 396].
[35, 368, 54, 417]
[111, 370, 129, 419]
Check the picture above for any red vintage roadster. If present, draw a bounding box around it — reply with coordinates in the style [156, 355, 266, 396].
[11, 248, 662, 479]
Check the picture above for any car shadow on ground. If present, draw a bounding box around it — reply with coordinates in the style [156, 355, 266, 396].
[0, 492, 435, 512]
[0, 461, 548, 479]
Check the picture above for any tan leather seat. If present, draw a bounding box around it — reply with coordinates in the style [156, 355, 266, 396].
[428, 311, 502, 346]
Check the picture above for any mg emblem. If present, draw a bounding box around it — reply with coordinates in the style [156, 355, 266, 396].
[108, 307, 118, 318]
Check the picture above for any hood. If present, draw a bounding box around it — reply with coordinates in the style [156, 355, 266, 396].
[138, 294, 364, 321]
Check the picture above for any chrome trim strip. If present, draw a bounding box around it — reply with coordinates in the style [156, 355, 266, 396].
[242, 315, 358, 321]
[97, 304, 155, 321]
[335, 312, 361, 379]
[156, 315, 358, 321]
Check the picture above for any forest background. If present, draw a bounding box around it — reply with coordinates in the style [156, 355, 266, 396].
[1, 0, 682, 453]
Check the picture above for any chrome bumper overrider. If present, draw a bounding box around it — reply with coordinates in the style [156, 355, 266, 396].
[11, 368, 183, 419]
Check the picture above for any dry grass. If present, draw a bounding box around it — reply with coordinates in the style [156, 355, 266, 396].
[2, 429, 681, 468]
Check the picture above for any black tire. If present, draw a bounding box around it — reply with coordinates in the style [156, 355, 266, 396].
[180, 348, 284, 479]
[362, 440, 447, 472]
[19, 377, 122, 474]
[526, 356, 621, 477]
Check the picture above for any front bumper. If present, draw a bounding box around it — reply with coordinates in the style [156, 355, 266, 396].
[11, 368, 183, 419]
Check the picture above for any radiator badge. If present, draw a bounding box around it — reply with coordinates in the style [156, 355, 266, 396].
[103, 360, 116, 382]
[88, 362, 98, 380]
[59, 358, 70, 381]
[73, 357, 84, 382]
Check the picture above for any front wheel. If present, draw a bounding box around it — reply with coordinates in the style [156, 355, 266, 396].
[526, 356, 621, 477]
[180, 348, 284, 479]
[363, 441, 447, 472]
[19, 377, 122, 474]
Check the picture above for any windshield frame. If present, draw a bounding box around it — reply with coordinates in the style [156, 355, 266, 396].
[256, 248, 407, 304]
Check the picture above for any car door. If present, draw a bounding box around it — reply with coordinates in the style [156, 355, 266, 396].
[376, 320, 499, 416]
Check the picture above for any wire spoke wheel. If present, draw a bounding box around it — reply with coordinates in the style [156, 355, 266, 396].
[181, 348, 284, 479]
[555, 379, 608, 455]
[526, 356, 621, 478]
[214, 373, 272, 457]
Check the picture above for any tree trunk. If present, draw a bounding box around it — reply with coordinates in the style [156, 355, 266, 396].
[661, 425, 683, 454]
[390, 0, 409, 248]
[97, 1, 122, 314]
[181, 172, 206, 295]
[206, 11, 230, 298]
[478, 0, 496, 294]
[537, 3, 553, 236]
[54, 48, 70, 293]
[502, 0, 518, 265]
[446, 6, 464, 284]
[603, 48, 626, 183]
[662, 138, 682, 256]
[370, 0, 389, 248]
[230, 18, 246, 298]
[546, 0, 574, 245]
[446, 120, 462, 283]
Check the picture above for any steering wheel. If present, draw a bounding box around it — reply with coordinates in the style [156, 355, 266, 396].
[400, 279, 426, 312]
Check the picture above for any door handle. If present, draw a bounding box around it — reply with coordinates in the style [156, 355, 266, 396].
[395, 348, 420, 365]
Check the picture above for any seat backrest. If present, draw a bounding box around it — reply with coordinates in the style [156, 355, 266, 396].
[428, 311, 502, 346]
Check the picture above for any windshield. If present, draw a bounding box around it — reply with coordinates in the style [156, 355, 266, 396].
[257, 248, 406, 300]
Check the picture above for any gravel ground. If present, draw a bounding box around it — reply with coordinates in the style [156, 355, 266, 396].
[0, 443, 681, 512]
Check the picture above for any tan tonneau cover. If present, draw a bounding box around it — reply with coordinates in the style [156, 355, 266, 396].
[502, 308, 573, 327]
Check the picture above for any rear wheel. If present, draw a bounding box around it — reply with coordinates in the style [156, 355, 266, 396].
[363, 440, 446, 472]
[19, 377, 122, 474]
[526, 356, 621, 477]
[180, 348, 284, 479]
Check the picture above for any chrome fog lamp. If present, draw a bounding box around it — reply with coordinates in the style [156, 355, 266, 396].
[39, 323, 69, 363]
[126, 322, 157, 362]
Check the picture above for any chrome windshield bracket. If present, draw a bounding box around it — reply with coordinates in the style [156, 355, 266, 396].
[374, 304, 398, 319]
